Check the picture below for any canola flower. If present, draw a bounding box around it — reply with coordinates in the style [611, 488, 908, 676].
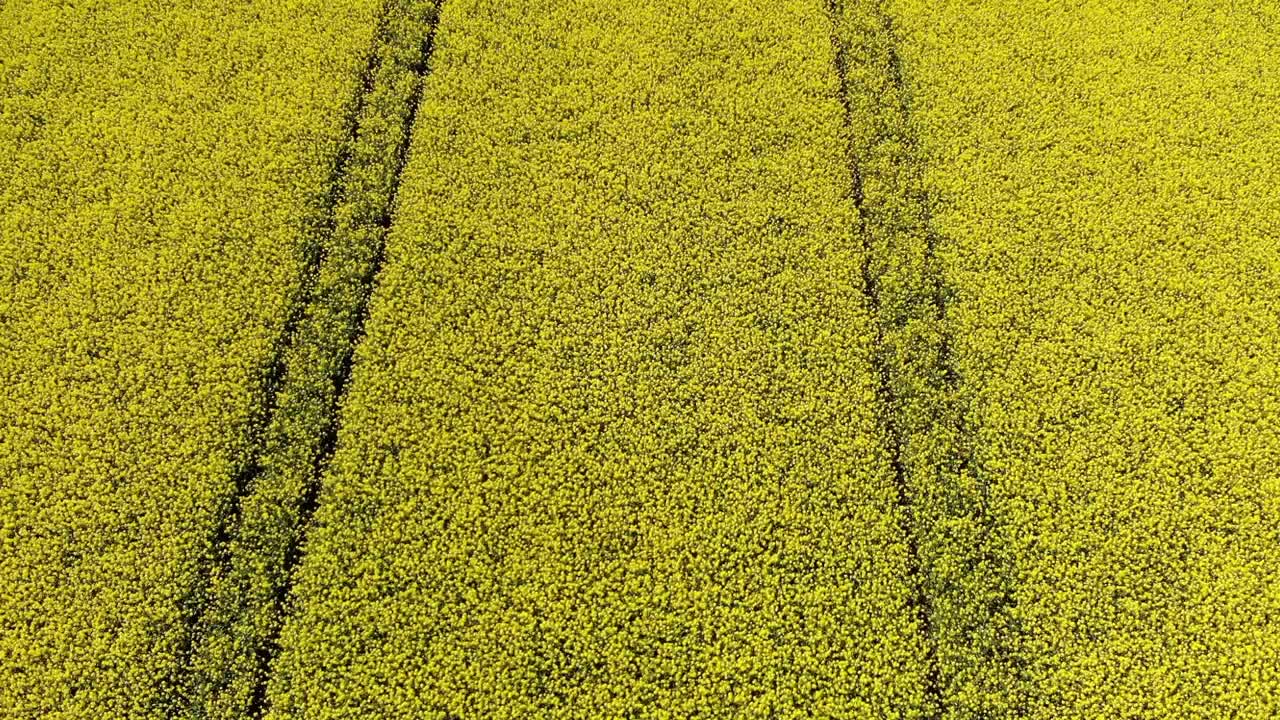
[2, 0, 1276, 717]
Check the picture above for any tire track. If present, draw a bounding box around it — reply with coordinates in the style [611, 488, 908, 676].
[823, 2, 1022, 718]
[182, 2, 446, 717]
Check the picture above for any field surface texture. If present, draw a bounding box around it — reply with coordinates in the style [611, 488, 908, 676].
[2, 0, 1277, 718]
[266, 0, 931, 716]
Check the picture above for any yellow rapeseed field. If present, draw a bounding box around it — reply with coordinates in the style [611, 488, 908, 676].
[265, 0, 931, 715]
[2, 0, 1276, 717]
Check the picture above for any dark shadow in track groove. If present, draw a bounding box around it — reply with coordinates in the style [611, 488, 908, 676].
[178, 2, 448, 718]
[824, 4, 944, 715]
[822, 1, 1023, 718]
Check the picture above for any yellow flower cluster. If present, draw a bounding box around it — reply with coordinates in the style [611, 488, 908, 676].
[882, 0, 1280, 716]
[0, 0, 387, 716]
[264, 0, 933, 716]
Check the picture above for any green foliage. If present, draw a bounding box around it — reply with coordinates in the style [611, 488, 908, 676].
[0, 1, 385, 716]
[880, 0, 1280, 716]
[263, 0, 931, 716]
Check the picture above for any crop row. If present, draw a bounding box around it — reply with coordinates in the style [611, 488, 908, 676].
[0, 0, 391, 716]
[262, 0, 934, 717]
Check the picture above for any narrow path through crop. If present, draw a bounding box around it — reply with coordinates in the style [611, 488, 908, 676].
[824, 1, 1021, 717]
[184, 2, 446, 717]
[824, 6, 942, 720]
[824, 0, 942, 715]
